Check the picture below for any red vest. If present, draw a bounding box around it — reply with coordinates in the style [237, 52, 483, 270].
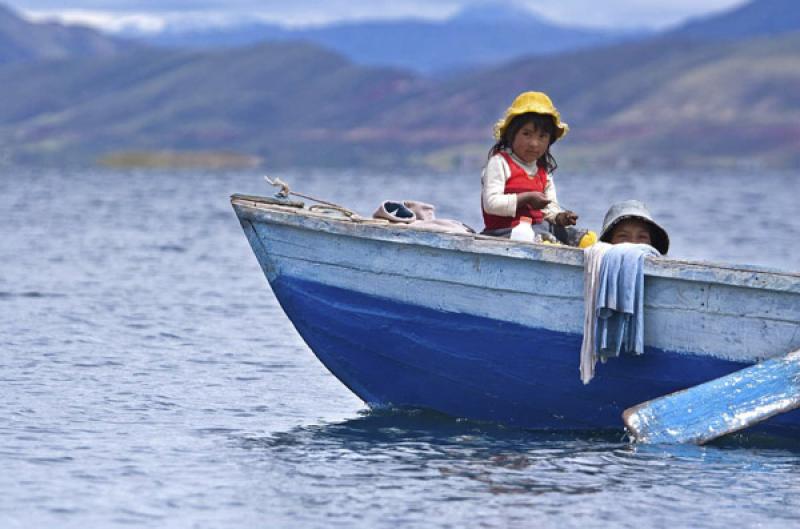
[482, 152, 548, 231]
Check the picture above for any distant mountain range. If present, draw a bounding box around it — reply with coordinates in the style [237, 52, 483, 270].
[0, 4, 136, 64]
[670, 0, 800, 40]
[125, 4, 646, 74]
[379, 31, 800, 168]
[0, 41, 418, 167]
[0, 0, 799, 169]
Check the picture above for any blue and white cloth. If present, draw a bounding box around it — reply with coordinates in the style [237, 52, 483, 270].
[581, 242, 659, 384]
[596, 243, 659, 357]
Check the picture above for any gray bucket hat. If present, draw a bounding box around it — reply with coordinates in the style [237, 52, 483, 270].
[600, 200, 669, 255]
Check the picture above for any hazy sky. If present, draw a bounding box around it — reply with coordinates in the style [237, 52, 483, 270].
[9, 0, 749, 32]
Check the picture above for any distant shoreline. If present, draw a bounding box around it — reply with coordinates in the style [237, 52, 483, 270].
[98, 150, 263, 169]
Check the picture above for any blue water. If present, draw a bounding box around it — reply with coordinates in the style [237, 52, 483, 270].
[2, 166, 799, 528]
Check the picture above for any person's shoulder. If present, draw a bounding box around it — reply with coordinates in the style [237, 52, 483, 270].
[486, 152, 508, 170]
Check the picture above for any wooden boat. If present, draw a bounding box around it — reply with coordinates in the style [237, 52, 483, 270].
[231, 193, 800, 437]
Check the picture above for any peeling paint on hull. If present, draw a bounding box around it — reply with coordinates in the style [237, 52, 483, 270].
[272, 275, 800, 435]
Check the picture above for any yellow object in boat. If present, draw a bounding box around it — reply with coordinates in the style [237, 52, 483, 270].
[578, 230, 598, 249]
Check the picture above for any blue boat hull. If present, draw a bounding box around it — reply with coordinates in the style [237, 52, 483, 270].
[231, 195, 800, 437]
[271, 274, 800, 436]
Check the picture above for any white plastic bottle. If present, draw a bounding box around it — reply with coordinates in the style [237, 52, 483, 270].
[510, 216, 535, 242]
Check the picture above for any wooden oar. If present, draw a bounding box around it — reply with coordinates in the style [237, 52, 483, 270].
[623, 349, 800, 444]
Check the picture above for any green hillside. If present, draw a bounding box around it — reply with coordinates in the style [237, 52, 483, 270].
[0, 42, 418, 167]
[368, 33, 800, 168]
[0, 27, 799, 168]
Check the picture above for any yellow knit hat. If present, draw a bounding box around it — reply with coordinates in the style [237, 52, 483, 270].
[493, 91, 569, 142]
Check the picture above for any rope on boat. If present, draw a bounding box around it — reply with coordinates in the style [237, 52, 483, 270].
[264, 176, 362, 220]
[308, 204, 362, 219]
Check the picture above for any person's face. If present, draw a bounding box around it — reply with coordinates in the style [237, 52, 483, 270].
[610, 219, 653, 245]
[511, 123, 551, 165]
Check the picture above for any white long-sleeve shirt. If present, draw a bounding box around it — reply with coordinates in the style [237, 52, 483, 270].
[481, 151, 563, 223]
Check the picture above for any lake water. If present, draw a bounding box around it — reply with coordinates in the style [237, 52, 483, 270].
[2, 166, 799, 528]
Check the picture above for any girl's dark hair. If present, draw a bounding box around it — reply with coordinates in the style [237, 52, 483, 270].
[488, 112, 558, 173]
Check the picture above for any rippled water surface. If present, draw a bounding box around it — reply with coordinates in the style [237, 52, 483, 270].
[2, 166, 799, 528]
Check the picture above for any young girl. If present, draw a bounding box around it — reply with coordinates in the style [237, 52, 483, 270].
[481, 91, 578, 237]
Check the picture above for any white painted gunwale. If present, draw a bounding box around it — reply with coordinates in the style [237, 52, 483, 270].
[233, 196, 800, 362]
[231, 195, 800, 296]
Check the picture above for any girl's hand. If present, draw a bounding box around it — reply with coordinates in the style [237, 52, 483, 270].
[517, 192, 551, 210]
[555, 211, 579, 226]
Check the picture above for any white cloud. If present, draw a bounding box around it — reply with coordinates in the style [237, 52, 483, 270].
[526, 0, 749, 29]
[24, 9, 167, 33]
[18, 2, 457, 32]
[12, 0, 751, 33]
